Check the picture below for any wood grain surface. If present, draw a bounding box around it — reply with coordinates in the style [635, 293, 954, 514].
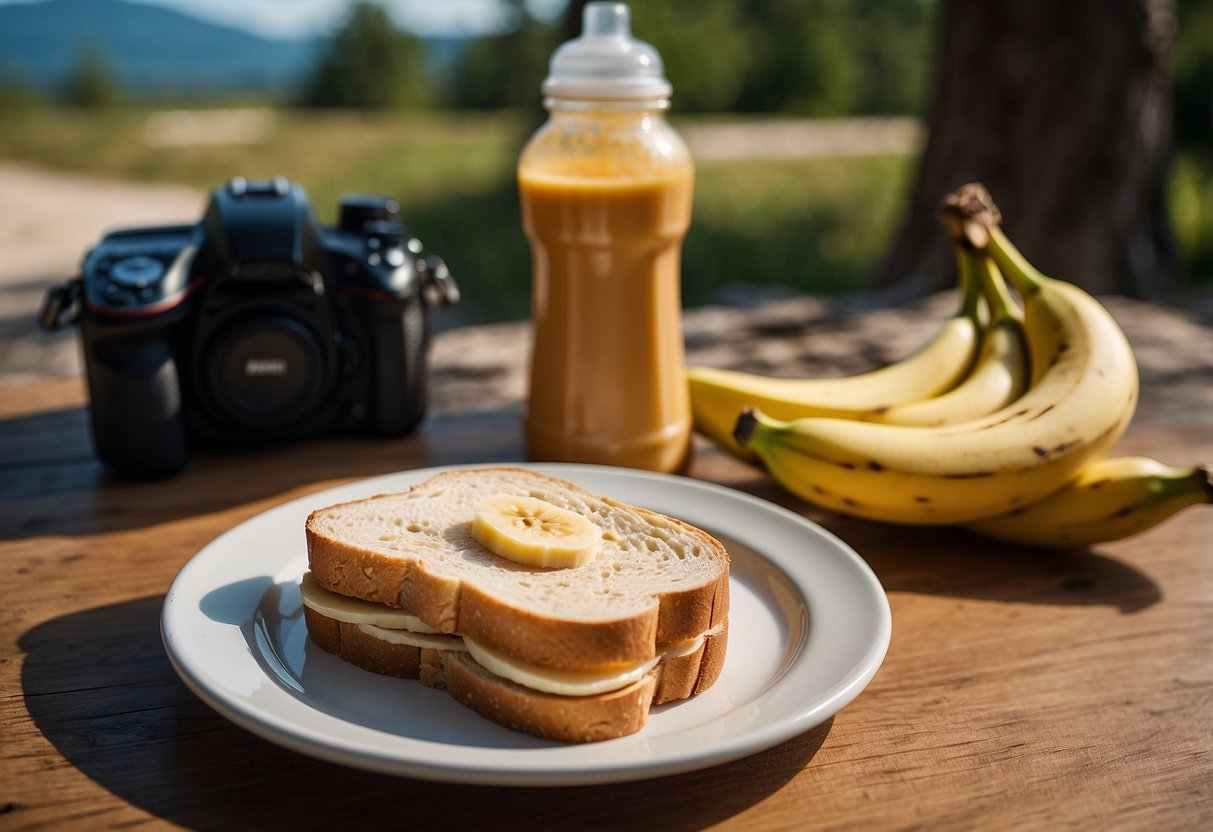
[2, 377, 1211, 831]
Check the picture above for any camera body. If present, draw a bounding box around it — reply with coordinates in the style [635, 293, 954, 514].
[66, 177, 458, 478]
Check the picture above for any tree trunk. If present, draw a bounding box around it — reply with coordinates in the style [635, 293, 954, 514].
[878, 0, 1177, 297]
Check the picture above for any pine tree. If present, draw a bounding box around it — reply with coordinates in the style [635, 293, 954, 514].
[301, 2, 429, 109]
[63, 44, 121, 109]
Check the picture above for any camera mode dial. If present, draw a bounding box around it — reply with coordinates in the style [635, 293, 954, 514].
[109, 255, 166, 289]
[88, 246, 188, 310]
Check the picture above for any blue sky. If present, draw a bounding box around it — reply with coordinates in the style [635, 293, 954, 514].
[0, 0, 567, 38]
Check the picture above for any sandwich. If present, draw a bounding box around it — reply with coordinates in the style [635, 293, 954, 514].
[300, 466, 730, 743]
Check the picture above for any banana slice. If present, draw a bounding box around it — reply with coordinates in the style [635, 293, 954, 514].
[472, 494, 601, 568]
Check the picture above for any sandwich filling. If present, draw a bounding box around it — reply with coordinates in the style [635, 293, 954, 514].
[300, 572, 703, 697]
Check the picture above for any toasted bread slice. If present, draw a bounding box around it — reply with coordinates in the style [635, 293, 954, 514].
[305, 466, 730, 668]
[303, 466, 730, 741]
[303, 604, 728, 742]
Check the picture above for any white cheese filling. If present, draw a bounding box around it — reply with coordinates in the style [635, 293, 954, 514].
[301, 572, 441, 633]
[300, 572, 705, 696]
[463, 637, 661, 697]
[355, 623, 469, 652]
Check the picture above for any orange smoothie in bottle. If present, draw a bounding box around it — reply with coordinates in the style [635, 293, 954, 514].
[519, 3, 694, 472]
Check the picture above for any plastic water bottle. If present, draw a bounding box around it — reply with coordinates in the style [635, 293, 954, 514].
[518, 2, 695, 472]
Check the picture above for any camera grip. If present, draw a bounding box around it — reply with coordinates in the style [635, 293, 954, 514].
[364, 298, 429, 436]
[84, 340, 188, 478]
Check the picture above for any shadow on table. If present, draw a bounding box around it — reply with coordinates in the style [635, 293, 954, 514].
[0, 404, 523, 541]
[712, 469, 1163, 614]
[19, 595, 827, 830]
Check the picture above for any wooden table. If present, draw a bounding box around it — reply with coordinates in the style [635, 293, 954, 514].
[2, 374, 1211, 830]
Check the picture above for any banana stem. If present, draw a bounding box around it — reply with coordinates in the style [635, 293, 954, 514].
[975, 251, 1021, 323]
[1138, 465, 1213, 508]
[733, 408, 760, 448]
[1187, 465, 1213, 503]
[983, 225, 1048, 299]
[937, 182, 1047, 298]
[957, 244, 983, 321]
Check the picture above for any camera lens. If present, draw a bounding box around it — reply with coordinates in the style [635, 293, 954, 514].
[205, 315, 328, 427]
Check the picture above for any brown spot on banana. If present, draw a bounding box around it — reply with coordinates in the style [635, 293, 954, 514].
[1027, 404, 1056, 421]
[1029, 439, 1082, 459]
[978, 412, 1022, 430]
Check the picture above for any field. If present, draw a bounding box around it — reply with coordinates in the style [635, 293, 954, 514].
[0, 107, 1207, 323]
[0, 107, 915, 323]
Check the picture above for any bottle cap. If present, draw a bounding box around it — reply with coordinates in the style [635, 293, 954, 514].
[542, 3, 671, 101]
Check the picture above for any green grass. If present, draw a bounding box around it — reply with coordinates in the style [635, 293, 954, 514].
[0, 107, 522, 201]
[1170, 151, 1213, 286]
[1, 106, 1206, 322]
[689, 155, 914, 302]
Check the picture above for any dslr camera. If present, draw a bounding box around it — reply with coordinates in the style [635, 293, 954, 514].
[42, 177, 459, 479]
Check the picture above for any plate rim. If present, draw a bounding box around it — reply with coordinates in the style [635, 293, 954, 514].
[161, 462, 892, 786]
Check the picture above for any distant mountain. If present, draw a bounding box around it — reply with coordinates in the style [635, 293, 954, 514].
[0, 0, 322, 93]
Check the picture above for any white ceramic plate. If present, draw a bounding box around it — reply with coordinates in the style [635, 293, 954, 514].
[162, 463, 890, 786]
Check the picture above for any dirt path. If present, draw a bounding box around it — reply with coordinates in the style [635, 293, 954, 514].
[0, 162, 204, 386]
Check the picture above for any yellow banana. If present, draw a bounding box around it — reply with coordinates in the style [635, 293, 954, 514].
[734, 184, 1139, 526]
[688, 247, 982, 458]
[870, 250, 1028, 427]
[967, 457, 1212, 547]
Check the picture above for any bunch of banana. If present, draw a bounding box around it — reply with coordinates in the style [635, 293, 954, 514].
[732, 183, 1140, 526]
[967, 456, 1213, 548]
[687, 243, 985, 458]
[871, 249, 1028, 427]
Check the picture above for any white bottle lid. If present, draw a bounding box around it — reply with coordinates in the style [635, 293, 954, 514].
[542, 3, 672, 101]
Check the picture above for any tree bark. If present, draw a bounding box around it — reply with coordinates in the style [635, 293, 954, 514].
[878, 0, 1177, 297]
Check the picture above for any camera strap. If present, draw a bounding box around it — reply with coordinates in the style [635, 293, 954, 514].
[40, 277, 82, 331]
